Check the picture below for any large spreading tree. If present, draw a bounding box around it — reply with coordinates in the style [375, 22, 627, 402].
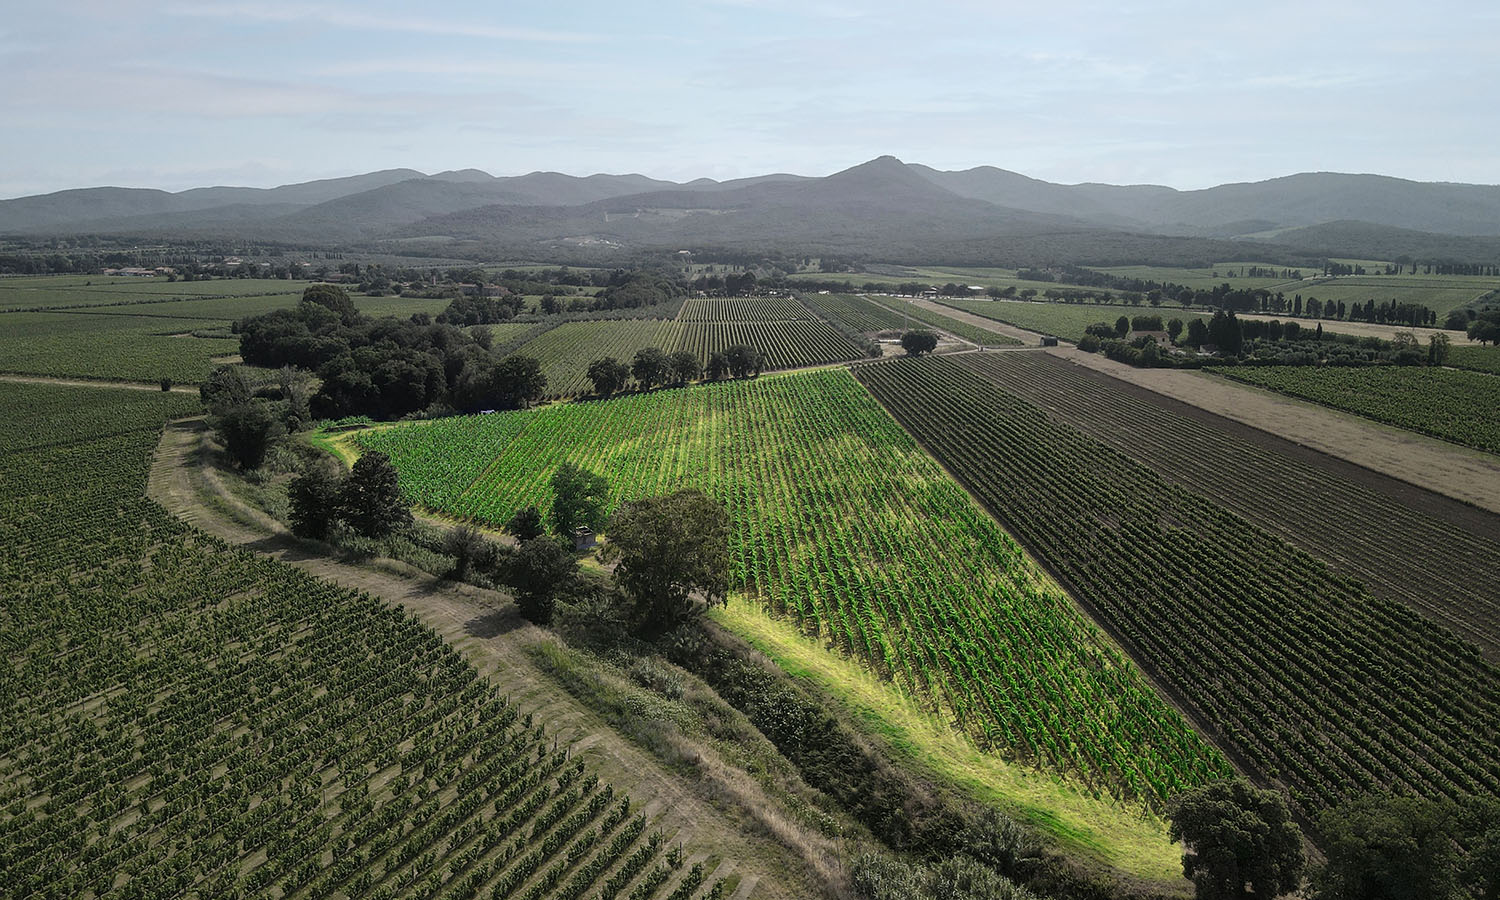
[1167, 780, 1303, 900]
[601, 489, 731, 636]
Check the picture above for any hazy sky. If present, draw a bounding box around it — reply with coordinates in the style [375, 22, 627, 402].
[3, 0, 1498, 198]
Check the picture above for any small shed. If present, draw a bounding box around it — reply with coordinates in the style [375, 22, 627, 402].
[1041, 335, 1059, 347]
[572, 527, 596, 552]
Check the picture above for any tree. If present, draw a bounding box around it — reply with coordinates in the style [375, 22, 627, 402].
[587, 356, 631, 397]
[669, 349, 702, 384]
[550, 463, 609, 537]
[200, 364, 255, 415]
[1428, 332, 1451, 366]
[302, 283, 357, 323]
[900, 330, 939, 356]
[631, 346, 672, 390]
[489, 355, 547, 409]
[216, 399, 281, 470]
[443, 524, 494, 581]
[1459, 796, 1500, 900]
[1168, 318, 1184, 342]
[1312, 794, 1462, 900]
[725, 344, 765, 378]
[1115, 315, 1130, 338]
[505, 504, 545, 541]
[504, 537, 576, 624]
[600, 489, 731, 636]
[706, 351, 730, 381]
[340, 451, 412, 538]
[1206, 309, 1244, 355]
[288, 461, 344, 540]
[1186, 317, 1209, 349]
[1167, 780, 1303, 900]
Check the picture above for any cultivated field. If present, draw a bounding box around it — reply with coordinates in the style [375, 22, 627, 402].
[507, 320, 682, 400]
[861, 294, 1023, 346]
[356, 372, 1231, 813]
[952, 351, 1500, 659]
[798, 292, 908, 333]
[855, 355, 1500, 823]
[1219, 365, 1500, 454]
[937, 298, 1209, 342]
[0, 383, 717, 900]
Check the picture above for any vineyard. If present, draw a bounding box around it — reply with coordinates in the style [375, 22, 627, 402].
[861, 295, 1022, 346]
[937, 298, 1208, 342]
[357, 371, 1231, 809]
[1218, 365, 1500, 454]
[1448, 344, 1500, 375]
[0, 311, 241, 384]
[798, 293, 909, 333]
[0, 384, 720, 900]
[676, 297, 813, 323]
[954, 351, 1500, 659]
[854, 355, 1500, 822]
[505, 321, 680, 400]
[506, 311, 869, 399]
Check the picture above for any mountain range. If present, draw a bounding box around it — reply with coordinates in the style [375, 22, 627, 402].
[6, 157, 1500, 265]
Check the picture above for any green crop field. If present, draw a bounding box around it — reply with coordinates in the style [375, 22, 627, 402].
[938, 298, 1208, 341]
[1448, 344, 1500, 374]
[357, 371, 1231, 808]
[0, 312, 241, 383]
[855, 355, 1500, 823]
[672, 320, 865, 370]
[507, 320, 680, 399]
[0, 276, 310, 311]
[677, 296, 813, 323]
[1087, 264, 1305, 291]
[1218, 365, 1500, 453]
[799, 292, 908, 332]
[953, 351, 1500, 659]
[862, 294, 1022, 346]
[0, 383, 711, 900]
[1280, 274, 1497, 316]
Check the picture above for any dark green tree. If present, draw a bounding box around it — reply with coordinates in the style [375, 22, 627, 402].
[1114, 315, 1130, 337]
[900, 329, 939, 356]
[600, 489, 731, 636]
[340, 451, 412, 538]
[669, 349, 703, 384]
[504, 537, 576, 624]
[706, 351, 731, 381]
[1312, 794, 1462, 900]
[1207, 309, 1244, 355]
[725, 344, 765, 378]
[1168, 318, 1184, 342]
[442, 524, 495, 581]
[488, 355, 547, 409]
[215, 400, 281, 470]
[288, 461, 345, 540]
[550, 463, 609, 537]
[505, 504, 546, 541]
[302, 283, 357, 323]
[587, 356, 631, 397]
[1167, 780, 1303, 900]
[631, 346, 671, 389]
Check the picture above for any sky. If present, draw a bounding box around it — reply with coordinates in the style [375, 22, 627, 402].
[3, 0, 1498, 198]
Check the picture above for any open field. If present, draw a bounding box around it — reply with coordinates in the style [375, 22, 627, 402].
[1218, 365, 1500, 454]
[1087, 264, 1306, 291]
[862, 294, 1023, 345]
[356, 371, 1232, 822]
[1234, 312, 1481, 346]
[937, 298, 1208, 342]
[855, 355, 1500, 824]
[1278, 273, 1499, 316]
[0, 385, 715, 900]
[952, 351, 1500, 659]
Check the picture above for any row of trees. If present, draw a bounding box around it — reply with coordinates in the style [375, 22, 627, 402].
[586, 345, 767, 397]
[1167, 780, 1498, 900]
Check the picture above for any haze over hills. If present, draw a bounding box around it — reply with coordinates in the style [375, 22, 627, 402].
[5, 156, 1500, 264]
